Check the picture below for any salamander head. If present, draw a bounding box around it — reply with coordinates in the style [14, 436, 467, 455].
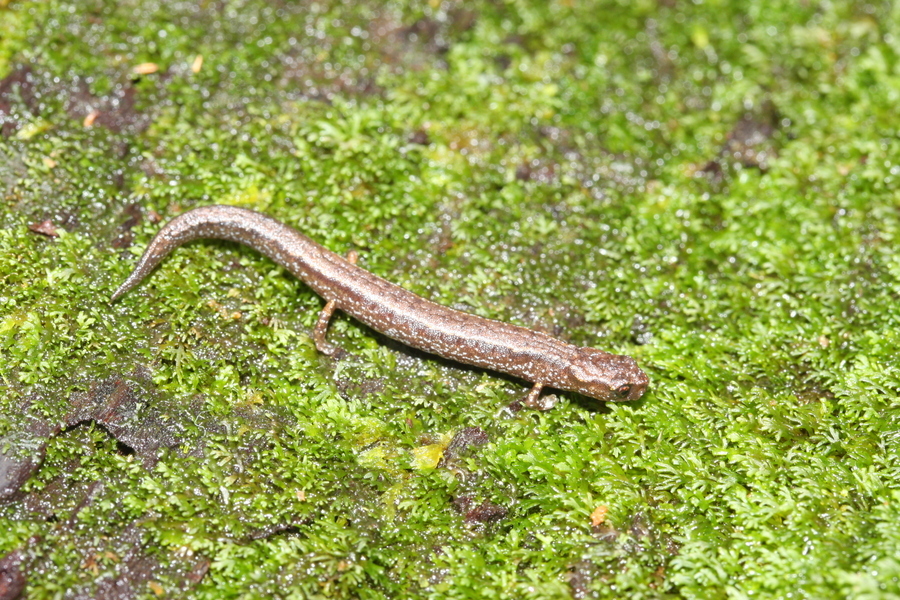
[566, 348, 649, 402]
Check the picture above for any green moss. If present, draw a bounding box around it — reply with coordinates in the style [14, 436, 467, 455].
[2, 0, 900, 598]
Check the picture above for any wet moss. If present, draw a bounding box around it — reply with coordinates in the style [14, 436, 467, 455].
[2, 0, 900, 598]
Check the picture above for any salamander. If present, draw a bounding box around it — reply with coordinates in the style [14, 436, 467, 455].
[111, 205, 649, 408]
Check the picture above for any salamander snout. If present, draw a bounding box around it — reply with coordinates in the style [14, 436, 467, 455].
[567, 348, 649, 402]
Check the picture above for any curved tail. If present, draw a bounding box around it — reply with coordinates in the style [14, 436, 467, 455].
[110, 205, 293, 302]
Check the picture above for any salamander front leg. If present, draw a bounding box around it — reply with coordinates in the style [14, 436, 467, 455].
[312, 250, 358, 357]
[523, 382, 558, 411]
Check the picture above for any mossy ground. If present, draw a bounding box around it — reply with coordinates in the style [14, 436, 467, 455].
[1, 0, 900, 598]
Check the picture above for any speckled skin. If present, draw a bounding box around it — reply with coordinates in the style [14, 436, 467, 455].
[112, 206, 649, 404]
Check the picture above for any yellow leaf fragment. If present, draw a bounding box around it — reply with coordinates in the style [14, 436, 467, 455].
[133, 62, 159, 74]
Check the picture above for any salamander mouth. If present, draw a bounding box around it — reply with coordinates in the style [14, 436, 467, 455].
[567, 351, 649, 402]
[624, 383, 646, 401]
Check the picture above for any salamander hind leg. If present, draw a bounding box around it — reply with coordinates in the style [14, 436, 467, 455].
[313, 300, 341, 357]
[311, 250, 358, 358]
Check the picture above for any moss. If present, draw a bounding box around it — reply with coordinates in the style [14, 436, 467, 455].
[2, 0, 900, 598]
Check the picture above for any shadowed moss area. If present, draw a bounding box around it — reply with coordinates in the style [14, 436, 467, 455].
[2, 0, 900, 597]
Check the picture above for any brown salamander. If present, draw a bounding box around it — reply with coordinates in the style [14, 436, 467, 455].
[111, 205, 649, 407]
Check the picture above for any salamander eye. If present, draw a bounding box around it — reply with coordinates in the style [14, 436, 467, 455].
[616, 384, 632, 398]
